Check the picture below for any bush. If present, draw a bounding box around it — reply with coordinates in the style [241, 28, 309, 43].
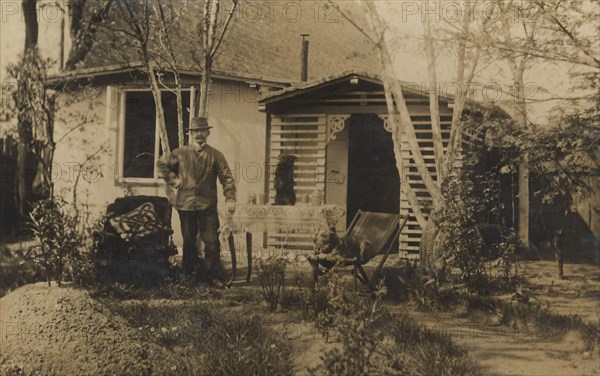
[17, 198, 104, 288]
[255, 256, 288, 311]
[66, 211, 105, 287]
[24, 198, 82, 286]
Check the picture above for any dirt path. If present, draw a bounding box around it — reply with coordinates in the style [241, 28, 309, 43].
[520, 261, 600, 324]
[400, 308, 599, 376]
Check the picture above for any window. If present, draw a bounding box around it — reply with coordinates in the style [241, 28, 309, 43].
[121, 90, 191, 180]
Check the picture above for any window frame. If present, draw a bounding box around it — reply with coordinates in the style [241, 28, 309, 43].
[117, 87, 194, 184]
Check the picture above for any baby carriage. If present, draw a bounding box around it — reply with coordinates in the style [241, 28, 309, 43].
[95, 195, 177, 284]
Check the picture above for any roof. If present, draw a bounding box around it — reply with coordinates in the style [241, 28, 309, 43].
[74, 1, 379, 83]
[258, 71, 457, 105]
[49, 61, 291, 88]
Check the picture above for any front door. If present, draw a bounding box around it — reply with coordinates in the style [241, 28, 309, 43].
[346, 114, 399, 226]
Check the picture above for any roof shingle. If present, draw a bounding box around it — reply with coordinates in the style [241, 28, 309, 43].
[81, 0, 379, 84]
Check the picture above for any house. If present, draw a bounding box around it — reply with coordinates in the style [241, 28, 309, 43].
[43, 0, 455, 257]
[2, 1, 596, 259]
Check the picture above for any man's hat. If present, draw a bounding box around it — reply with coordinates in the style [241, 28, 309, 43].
[187, 117, 212, 131]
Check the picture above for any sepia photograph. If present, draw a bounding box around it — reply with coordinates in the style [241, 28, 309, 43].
[0, 0, 598, 374]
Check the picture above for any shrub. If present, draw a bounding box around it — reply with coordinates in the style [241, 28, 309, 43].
[17, 198, 105, 288]
[66, 211, 106, 287]
[24, 198, 82, 287]
[493, 232, 521, 284]
[255, 256, 288, 311]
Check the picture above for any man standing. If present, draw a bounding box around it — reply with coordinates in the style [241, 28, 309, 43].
[157, 117, 236, 287]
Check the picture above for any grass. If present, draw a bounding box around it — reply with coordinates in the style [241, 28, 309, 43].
[305, 271, 480, 376]
[386, 313, 481, 376]
[89, 276, 225, 301]
[464, 294, 600, 350]
[109, 299, 294, 376]
[379, 262, 599, 351]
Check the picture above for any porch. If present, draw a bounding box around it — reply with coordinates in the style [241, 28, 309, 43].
[259, 71, 455, 258]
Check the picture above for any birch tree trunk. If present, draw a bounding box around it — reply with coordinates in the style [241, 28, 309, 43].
[144, 58, 170, 155]
[498, 2, 538, 247]
[423, 7, 443, 179]
[198, 0, 220, 118]
[357, 0, 485, 276]
[361, 1, 430, 229]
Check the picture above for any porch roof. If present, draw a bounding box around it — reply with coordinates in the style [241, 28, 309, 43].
[258, 71, 456, 105]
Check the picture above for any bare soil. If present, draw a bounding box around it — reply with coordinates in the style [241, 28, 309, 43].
[519, 260, 600, 324]
[0, 283, 180, 375]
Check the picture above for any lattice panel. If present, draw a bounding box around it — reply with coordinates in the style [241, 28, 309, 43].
[268, 114, 327, 253]
[399, 114, 453, 258]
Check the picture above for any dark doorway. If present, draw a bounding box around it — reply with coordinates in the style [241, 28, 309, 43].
[346, 114, 399, 226]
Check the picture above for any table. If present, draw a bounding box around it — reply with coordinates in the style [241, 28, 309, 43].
[217, 204, 345, 286]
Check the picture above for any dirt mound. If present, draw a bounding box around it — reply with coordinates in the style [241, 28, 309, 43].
[0, 283, 180, 375]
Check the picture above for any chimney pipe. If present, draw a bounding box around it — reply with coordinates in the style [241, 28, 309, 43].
[301, 34, 309, 82]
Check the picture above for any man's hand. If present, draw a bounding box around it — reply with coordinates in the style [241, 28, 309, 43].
[226, 202, 236, 215]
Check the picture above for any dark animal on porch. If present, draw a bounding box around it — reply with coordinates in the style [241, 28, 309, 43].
[274, 154, 297, 205]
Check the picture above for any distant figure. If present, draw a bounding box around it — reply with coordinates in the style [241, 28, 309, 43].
[274, 154, 297, 205]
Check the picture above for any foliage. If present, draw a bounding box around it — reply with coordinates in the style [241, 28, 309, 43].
[465, 294, 599, 351]
[67, 211, 105, 287]
[24, 198, 81, 286]
[434, 109, 529, 291]
[20, 197, 103, 288]
[410, 279, 464, 312]
[493, 231, 521, 283]
[437, 167, 489, 289]
[6, 48, 58, 200]
[386, 313, 479, 376]
[255, 256, 288, 311]
[526, 104, 600, 253]
[280, 273, 330, 320]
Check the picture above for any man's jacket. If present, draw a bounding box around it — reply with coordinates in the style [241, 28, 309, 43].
[156, 143, 236, 211]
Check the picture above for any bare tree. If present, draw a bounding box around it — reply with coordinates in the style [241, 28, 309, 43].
[65, 0, 116, 70]
[110, 0, 171, 155]
[152, 0, 189, 147]
[196, 0, 238, 118]
[329, 0, 487, 273]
